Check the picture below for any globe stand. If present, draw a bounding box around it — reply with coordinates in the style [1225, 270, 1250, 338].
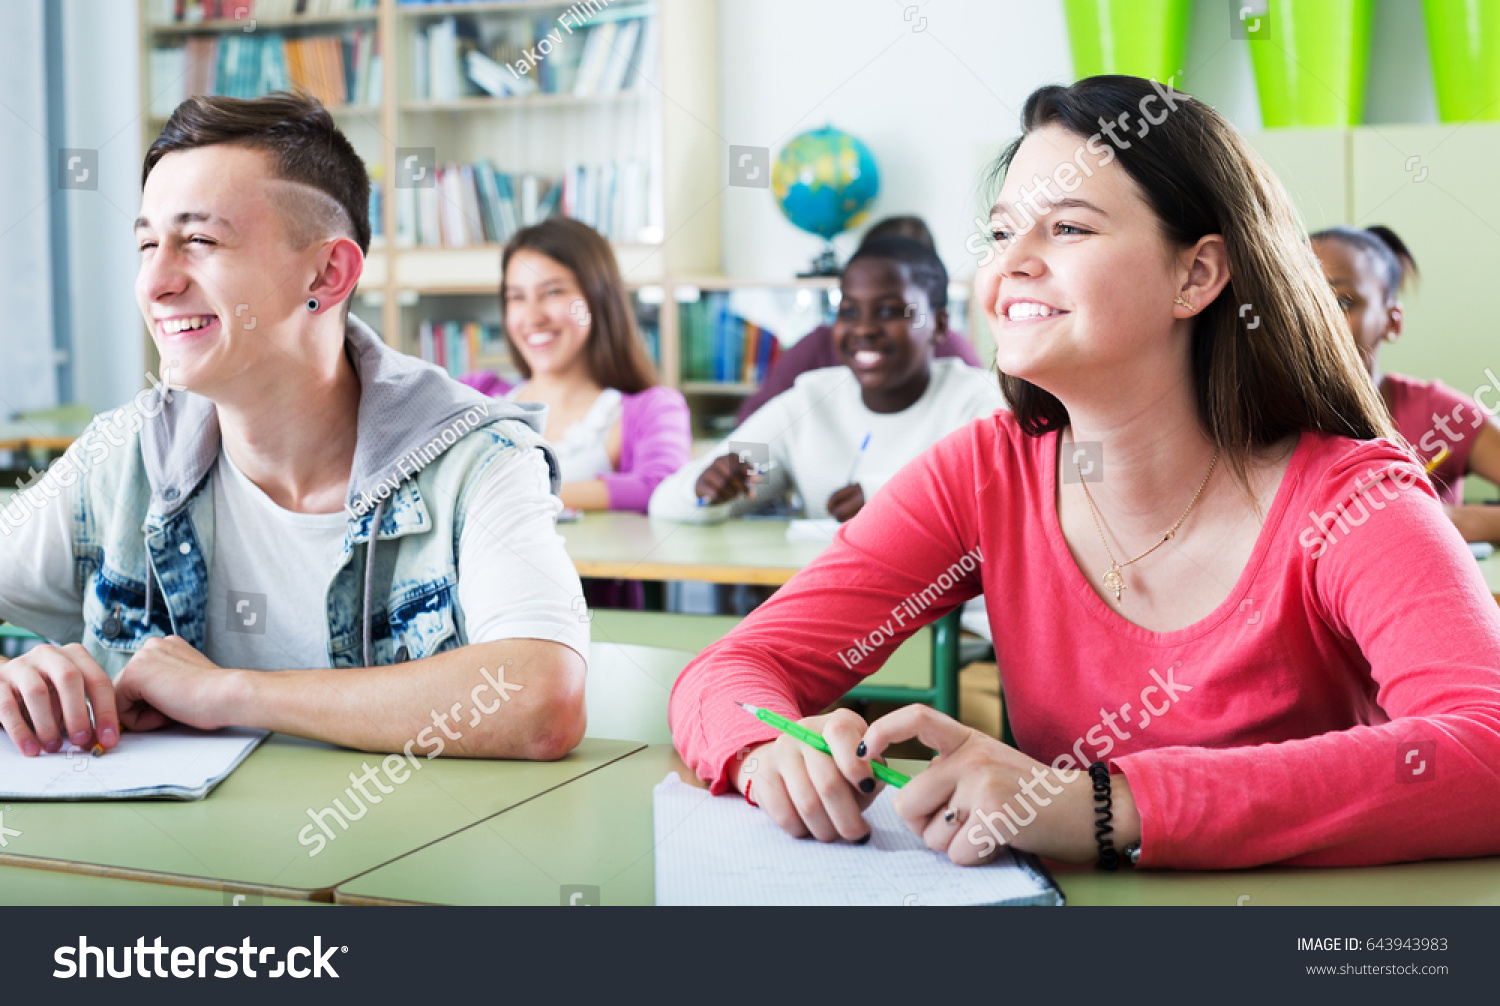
[796, 242, 841, 278]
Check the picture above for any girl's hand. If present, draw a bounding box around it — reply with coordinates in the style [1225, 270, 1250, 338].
[860, 704, 1141, 865]
[694, 454, 758, 505]
[826, 483, 866, 522]
[731, 708, 881, 843]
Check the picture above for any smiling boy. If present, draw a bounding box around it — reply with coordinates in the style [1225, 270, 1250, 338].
[648, 238, 1004, 523]
[0, 92, 588, 761]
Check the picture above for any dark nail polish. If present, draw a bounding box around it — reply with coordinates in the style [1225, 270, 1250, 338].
[856, 742, 867, 757]
[859, 777, 875, 793]
[855, 834, 871, 845]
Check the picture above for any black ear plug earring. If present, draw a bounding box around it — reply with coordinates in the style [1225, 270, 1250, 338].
[306, 298, 319, 312]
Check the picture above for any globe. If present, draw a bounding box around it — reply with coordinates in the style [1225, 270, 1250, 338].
[771, 127, 881, 242]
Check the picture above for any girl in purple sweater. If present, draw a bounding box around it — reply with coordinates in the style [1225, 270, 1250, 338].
[462, 218, 689, 512]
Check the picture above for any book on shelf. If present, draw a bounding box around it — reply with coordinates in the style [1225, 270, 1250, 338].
[410, 11, 654, 102]
[678, 292, 785, 386]
[394, 159, 653, 248]
[150, 28, 380, 110]
[151, 0, 378, 26]
[368, 163, 384, 246]
[416, 319, 510, 380]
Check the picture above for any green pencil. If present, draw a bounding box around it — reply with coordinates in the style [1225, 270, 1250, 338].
[736, 702, 911, 788]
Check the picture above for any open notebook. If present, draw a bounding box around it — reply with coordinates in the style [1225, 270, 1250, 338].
[654, 773, 1064, 906]
[0, 726, 267, 800]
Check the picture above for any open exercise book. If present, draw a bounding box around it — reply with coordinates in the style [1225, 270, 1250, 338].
[0, 726, 267, 801]
[654, 773, 1064, 906]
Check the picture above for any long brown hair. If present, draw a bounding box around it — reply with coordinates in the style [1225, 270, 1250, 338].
[987, 77, 1394, 490]
[501, 218, 656, 394]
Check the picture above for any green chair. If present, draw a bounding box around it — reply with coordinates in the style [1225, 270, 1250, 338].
[584, 641, 694, 746]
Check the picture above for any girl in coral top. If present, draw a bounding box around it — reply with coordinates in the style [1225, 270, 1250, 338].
[668, 76, 1500, 871]
[1311, 225, 1500, 542]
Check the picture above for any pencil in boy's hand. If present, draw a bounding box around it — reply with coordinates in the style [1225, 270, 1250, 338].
[735, 701, 910, 788]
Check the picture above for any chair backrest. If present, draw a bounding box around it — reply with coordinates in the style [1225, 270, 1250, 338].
[585, 642, 695, 745]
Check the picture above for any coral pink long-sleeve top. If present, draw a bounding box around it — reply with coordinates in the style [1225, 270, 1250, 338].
[668, 411, 1500, 869]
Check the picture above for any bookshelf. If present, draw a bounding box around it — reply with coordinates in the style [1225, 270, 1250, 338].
[137, 0, 863, 414]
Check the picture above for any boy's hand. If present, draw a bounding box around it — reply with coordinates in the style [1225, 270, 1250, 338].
[694, 453, 759, 505]
[826, 483, 866, 522]
[0, 643, 120, 756]
[114, 635, 243, 732]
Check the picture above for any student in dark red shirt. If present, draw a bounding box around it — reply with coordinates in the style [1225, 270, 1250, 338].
[735, 216, 980, 423]
[670, 77, 1500, 871]
[1312, 225, 1500, 541]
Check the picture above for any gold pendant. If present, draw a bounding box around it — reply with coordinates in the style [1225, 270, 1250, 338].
[1102, 565, 1125, 602]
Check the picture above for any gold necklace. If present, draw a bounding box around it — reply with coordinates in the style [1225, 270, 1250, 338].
[1075, 444, 1220, 603]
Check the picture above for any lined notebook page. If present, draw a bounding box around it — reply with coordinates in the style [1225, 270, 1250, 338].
[654, 773, 1063, 906]
[0, 727, 268, 801]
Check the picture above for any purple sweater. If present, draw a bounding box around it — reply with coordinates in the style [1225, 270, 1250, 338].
[736, 325, 982, 423]
[459, 373, 690, 513]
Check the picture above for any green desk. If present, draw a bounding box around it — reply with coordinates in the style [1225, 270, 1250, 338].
[0, 417, 87, 455]
[558, 512, 828, 586]
[1052, 857, 1500, 906]
[561, 513, 963, 715]
[336, 744, 1500, 906]
[1477, 553, 1500, 602]
[0, 734, 641, 901]
[0, 864, 312, 906]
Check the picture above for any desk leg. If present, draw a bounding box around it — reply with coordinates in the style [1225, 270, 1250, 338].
[932, 609, 959, 718]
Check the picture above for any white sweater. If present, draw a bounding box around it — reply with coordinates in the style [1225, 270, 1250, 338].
[649, 358, 1006, 523]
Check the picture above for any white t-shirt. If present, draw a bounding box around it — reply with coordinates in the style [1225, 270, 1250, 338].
[649, 358, 1006, 522]
[505, 384, 621, 483]
[0, 443, 589, 671]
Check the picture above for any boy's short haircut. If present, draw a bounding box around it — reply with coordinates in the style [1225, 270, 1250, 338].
[143, 91, 371, 256]
[861, 215, 935, 249]
[845, 237, 948, 313]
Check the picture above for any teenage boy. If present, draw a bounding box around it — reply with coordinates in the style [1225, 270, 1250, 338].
[0, 93, 587, 762]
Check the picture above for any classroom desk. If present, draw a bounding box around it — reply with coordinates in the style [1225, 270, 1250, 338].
[0, 417, 86, 455]
[558, 511, 828, 586]
[1477, 553, 1500, 602]
[0, 734, 642, 901]
[0, 864, 313, 906]
[560, 512, 963, 713]
[334, 744, 1500, 906]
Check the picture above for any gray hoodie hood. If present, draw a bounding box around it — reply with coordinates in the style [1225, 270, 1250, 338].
[141, 314, 555, 521]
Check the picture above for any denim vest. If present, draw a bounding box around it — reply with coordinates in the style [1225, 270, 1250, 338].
[67, 317, 556, 677]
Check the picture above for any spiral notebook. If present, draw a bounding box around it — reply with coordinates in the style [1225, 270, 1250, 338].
[653, 773, 1065, 906]
[0, 726, 267, 801]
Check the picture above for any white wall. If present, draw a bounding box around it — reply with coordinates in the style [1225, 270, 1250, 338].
[717, 0, 1437, 281]
[60, 0, 145, 412]
[0, 0, 58, 415]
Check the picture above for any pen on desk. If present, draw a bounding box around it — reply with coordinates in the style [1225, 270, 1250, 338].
[845, 432, 872, 485]
[735, 701, 910, 788]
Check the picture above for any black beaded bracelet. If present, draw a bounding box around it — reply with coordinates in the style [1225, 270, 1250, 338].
[1088, 761, 1119, 870]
